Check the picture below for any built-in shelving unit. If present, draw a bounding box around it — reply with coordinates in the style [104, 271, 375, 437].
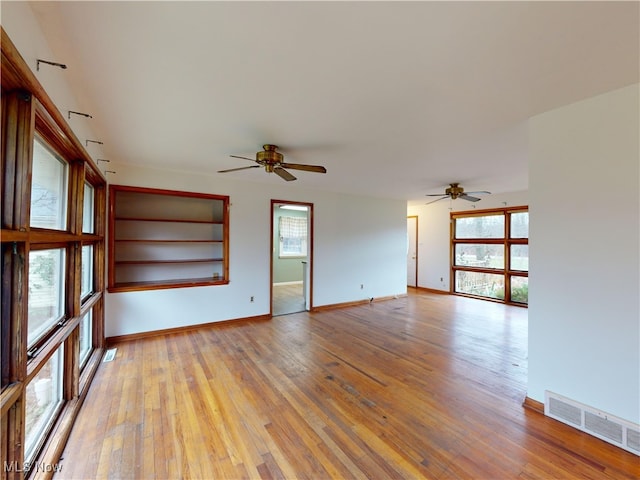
[108, 185, 229, 292]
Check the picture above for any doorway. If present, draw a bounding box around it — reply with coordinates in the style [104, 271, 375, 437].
[407, 215, 418, 287]
[271, 200, 313, 315]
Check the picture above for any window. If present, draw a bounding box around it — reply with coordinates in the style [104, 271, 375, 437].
[30, 138, 68, 230]
[455, 270, 505, 300]
[452, 207, 528, 305]
[81, 245, 94, 300]
[278, 215, 308, 257]
[27, 248, 66, 348]
[25, 345, 64, 463]
[83, 182, 95, 233]
[79, 310, 93, 368]
[2, 47, 107, 475]
[455, 214, 504, 239]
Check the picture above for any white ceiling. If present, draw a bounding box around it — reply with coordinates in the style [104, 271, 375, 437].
[27, 1, 639, 204]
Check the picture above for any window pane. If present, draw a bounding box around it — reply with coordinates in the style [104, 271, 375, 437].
[455, 244, 504, 269]
[510, 244, 529, 272]
[79, 310, 93, 367]
[511, 276, 529, 304]
[25, 345, 64, 463]
[280, 237, 307, 257]
[81, 245, 94, 300]
[28, 249, 65, 347]
[30, 138, 68, 230]
[278, 215, 308, 257]
[82, 183, 95, 233]
[455, 270, 505, 300]
[510, 212, 529, 238]
[455, 215, 504, 239]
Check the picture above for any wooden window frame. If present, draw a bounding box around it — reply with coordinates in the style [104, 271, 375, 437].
[1, 28, 106, 479]
[450, 206, 528, 306]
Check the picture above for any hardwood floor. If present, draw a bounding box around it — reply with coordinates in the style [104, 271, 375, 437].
[56, 291, 638, 479]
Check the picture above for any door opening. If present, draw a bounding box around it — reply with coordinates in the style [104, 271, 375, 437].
[271, 200, 313, 315]
[407, 215, 418, 287]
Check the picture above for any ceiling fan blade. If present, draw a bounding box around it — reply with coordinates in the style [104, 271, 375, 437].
[426, 194, 447, 197]
[465, 191, 491, 195]
[218, 165, 261, 173]
[425, 196, 448, 205]
[230, 155, 256, 161]
[459, 194, 481, 202]
[280, 163, 327, 174]
[274, 167, 296, 181]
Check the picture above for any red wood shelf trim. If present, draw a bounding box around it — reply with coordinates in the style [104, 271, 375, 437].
[109, 277, 228, 293]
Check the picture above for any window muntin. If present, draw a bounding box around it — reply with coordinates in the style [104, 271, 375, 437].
[82, 182, 95, 233]
[79, 310, 93, 368]
[455, 214, 504, 239]
[30, 138, 68, 230]
[81, 245, 94, 301]
[24, 345, 64, 463]
[27, 248, 66, 347]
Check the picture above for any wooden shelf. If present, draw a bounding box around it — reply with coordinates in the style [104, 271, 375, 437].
[114, 239, 223, 243]
[110, 276, 228, 293]
[108, 185, 229, 292]
[115, 217, 223, 224]
[114, 258, 223, 265]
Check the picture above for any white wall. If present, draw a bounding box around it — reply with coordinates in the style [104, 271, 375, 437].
[529, 83, 639, 424]
[1, 3, 408, 337]
[1, 2, 108, 163]
[105, 164, 407, 336]
[407, 190, 528, 291]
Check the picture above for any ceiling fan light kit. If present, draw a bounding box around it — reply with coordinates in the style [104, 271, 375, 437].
[219, 144, 327, 182]
[425, 183, 491, 205]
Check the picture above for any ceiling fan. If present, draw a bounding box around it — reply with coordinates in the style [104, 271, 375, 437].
[218, 144, 327, 182]
[425, 183, 491, 204]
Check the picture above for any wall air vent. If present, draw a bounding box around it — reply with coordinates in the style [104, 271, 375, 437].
[545, 391, 639, 456]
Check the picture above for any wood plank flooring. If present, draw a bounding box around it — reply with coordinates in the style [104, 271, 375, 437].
[56, 291, 639, 479]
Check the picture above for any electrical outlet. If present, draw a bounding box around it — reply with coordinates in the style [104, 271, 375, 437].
[440, 277, 443, 282]
[360, 284, 364, 289]
[250, 296, 254, 302]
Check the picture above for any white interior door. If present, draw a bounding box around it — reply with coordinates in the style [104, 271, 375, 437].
[407, 216, 418, 287]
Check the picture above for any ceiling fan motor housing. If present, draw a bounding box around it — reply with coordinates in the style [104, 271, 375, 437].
[257, 144, 284, 166]
[446, 182, 464, 199]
